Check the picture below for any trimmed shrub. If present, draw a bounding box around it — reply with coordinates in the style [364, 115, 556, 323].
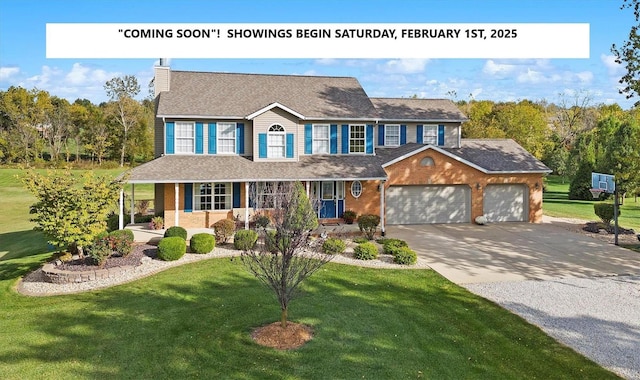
[109, 229, 134, 243]
[94, 230, 109, 242]
[234, 229, 258, 250]
[353, 242, 378, 260]
[213, 219, 235, 243]
[594, 203, 618, 225]
[164, 226, 187, 240]
[392, 246, 417, 265]
[342, 210, 357, 224]
[382, 238, 408, 255]
[322, 237, 346, 255]
[252, 214, 271, 230]
[85, 237, 113, 266]
[157, 237, 186, 261]
[190, 233, 215, 254]
[358, 214, 381, 240]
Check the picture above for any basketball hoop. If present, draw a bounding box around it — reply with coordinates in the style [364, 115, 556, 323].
[589, 188, 603, 199]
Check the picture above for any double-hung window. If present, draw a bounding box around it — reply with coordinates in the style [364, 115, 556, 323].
[194, 182, 231, 210]
[217, 122, 236, 154]
[175, 122, 194, 154]
[268, 124, 286, 158]
[423, 125, 438, 145]
[313, 124, 330, 154]
[349, 125, 365, 153]
[385, 125, 400, 146]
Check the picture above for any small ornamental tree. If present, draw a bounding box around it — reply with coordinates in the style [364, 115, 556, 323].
[21, 169, 121, 256]
[241, 181, 332, 328]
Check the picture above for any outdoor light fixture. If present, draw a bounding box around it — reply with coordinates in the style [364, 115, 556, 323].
[475, 183, 481, 190]
[534, 182, 540, 190]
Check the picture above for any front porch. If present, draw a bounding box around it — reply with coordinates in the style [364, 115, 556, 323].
[125, 221, 363, 244]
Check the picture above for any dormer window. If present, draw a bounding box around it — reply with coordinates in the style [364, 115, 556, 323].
[268, 124, 286, 158]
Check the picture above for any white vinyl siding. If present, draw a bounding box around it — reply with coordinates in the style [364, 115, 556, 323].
[175, 122, 194, 154]
[217, 122, 236, 154]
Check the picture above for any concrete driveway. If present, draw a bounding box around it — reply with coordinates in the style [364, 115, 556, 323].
[386, 223, 640, 284]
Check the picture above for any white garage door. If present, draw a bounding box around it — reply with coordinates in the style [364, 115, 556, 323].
[483, 184, 527, 222]
[386, 185, 471, 224]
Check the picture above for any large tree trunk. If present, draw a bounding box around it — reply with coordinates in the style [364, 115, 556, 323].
[280, 307, 288, 329]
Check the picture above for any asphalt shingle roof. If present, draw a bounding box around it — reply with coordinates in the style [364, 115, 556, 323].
[127, 155, 387, 183]
[443, 139, 551, 173]
[156, 71, 377, 119]
[370, 98, 467, 121]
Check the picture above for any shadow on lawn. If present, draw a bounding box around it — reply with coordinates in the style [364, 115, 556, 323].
[0, 260, 617, 379]
[0, 229, 50, 262]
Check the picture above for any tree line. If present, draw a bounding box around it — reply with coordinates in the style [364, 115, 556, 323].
[0, 75, 153, 167]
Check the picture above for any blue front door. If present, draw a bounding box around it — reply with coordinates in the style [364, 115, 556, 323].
[320, 181, 335, 218]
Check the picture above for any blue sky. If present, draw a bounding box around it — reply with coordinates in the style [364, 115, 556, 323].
[0, 0, 634, 108]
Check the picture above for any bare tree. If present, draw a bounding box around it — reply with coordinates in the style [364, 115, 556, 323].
[104, 75, 141, 167]
[241, 181, 332, 328]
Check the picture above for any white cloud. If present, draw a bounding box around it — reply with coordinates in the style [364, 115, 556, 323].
[601, 54, 623, 76]
[517, 69, 546, 84]
[576, 71, 593, 83]
[65, 63, 116, 86]
[482, 60, 516, 76]
[314, 58, 338, 65]
[26, 65, 63, 87]
[0, 66, 20, 81]
[381, 59, 429, 74]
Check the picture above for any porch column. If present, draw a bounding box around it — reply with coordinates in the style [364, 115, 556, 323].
[130, 184, 135, 226]
[379, 180, 385, 236]
[174, 183, 179, 227]
[244, 182, 249, 230]
[306, 181, 310, 198]
[118, 188, 124, 230]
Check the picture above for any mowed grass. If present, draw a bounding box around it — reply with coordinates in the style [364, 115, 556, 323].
[544, 175, 640, 231]
[0, 168, 153, 261]
[0, 254, 619, 379]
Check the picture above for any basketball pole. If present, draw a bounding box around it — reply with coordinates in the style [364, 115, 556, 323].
[614, 183, 619, 246]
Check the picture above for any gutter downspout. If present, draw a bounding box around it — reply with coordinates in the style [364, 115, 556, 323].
[380, 180, 386, 236]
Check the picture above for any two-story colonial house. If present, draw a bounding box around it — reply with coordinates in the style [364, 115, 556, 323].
[124, 64, 550, 234]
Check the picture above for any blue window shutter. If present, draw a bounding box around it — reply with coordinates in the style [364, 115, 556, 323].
[366, 124, 374, 154]
[165, 122, 175, 154]
[236, 123, 245, 154]
[438, 125, 445, 146]
[233, 183, 241, 208]
[417, 125, 423, 144]
[184, 183, 193, 212]
[258, 133, 267, 158]
[341, 125, 349, 154]
[286, 133, 294, 158]
[304, 124, 312, 154]
[195, 122, 203, 154]
[330, 125, 338, 154]
[378, 125, 385, 146]
[400, 125, 407, 145]
[208, 122, 217, 154]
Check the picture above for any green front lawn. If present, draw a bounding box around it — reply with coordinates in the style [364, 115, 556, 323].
[544, 175, 640, 231]
[0, 254, 618, 379]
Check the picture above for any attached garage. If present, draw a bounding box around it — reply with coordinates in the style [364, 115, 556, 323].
[386, 185, 471, 224]
[483, 184, 528, 222]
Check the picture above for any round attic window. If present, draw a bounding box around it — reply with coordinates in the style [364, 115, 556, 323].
[421, 157, 435, 166]
[350, 181, 363, 198]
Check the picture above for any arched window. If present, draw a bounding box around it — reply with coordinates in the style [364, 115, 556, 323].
[268, 124, 285, 158]
[421, 156, 435, 166]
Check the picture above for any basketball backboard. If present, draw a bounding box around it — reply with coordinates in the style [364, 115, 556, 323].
[591, 172, 615, 194]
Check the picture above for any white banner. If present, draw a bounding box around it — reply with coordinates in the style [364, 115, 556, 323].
[47, 23, 589, 59]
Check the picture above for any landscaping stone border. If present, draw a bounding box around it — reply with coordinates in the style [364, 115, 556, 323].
[42, 262, 135, 284]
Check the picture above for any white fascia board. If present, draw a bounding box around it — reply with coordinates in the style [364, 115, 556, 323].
[246, 102, 306, 120]
[376, 119, 468, 123]
[126, 176, 388, 184]
[157, 114, 245, 120]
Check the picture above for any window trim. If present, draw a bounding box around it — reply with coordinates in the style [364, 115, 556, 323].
[313, 124, 330, 154]
[349, 124, 366, 154]
[423, 124, 438, 145]
[193, 182, 232, 211]
[350, 180, 363, 198]
[384, 124, 400, 147]
[267, 124, 286, 158]
[175, 121, 195, 154]
[217, 122, 237, 154]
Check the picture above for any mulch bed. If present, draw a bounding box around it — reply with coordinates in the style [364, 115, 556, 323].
[55, 244, 157, 271]
[251, 321, 314, 350]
